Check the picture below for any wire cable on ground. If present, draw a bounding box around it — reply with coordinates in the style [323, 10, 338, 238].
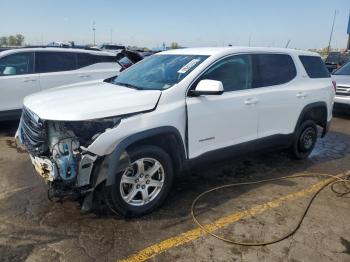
[191, 172, 350, 246]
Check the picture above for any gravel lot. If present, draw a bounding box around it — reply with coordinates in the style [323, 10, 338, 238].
[0, 113, 350, 262]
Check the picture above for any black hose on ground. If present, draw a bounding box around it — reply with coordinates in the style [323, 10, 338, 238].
[191, 172, 350, 246]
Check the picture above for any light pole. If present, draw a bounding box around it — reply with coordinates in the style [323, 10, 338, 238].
[92, 21, 96, 46]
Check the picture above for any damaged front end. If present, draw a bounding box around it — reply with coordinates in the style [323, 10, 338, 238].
[16, 107, 123, 204]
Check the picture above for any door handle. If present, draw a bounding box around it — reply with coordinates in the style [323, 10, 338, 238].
[23, 78, 37, 82]
[296, 92, 308, 98]
[79, 74, 90, 78]
[244, 98, 259, 105]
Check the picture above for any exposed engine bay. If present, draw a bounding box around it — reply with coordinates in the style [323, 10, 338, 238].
[18, 107, 121, 201]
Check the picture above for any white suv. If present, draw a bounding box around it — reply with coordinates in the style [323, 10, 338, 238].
[0, 48, 121, 120]
[16, 47, 334, 217]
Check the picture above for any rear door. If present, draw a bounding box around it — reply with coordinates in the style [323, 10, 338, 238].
[186, 54, 259, 158]
[0, 51, 40, 112]
[36, 51, 79, 90]
[252, 53, 303, 138]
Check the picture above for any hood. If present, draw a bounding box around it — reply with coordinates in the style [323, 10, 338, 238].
[331, 74, 350, 87]
[23, 82, 161, 121]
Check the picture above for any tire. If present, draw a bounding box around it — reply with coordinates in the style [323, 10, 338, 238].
[291, 120, 318, 160]
[105, 145, 174, 218]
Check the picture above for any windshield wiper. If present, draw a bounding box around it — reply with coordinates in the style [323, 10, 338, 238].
[114, 82, 144, 90]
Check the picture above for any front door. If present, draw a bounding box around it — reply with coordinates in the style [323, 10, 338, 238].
[186, 54, 259, 159]
[0, 52, 40, 112]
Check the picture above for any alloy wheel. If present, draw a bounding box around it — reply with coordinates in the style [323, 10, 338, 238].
[120, 158, 165, 206]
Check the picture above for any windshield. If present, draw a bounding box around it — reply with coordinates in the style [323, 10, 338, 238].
[333, 61, 350, 75]
[112, 54, 208, 90]
[325, 52, 341, 63]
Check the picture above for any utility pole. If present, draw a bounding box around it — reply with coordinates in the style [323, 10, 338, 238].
[92, 21, 96, 46]
[327, 10, 337, 55]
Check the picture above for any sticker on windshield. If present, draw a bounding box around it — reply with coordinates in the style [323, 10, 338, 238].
[177, 59, 201, 74]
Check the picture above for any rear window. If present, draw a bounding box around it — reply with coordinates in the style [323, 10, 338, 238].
[36, 52, 77, 73]
[252, 54, 297, 88]
[77, 53, 116, 68]
[299, 56, 330, 78]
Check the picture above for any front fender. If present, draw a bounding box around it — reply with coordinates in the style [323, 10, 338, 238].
[96, 126, 185, 186]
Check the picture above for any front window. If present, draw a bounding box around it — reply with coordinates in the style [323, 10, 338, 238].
[0, 52, 34, 76]
[197, 55, 252, 92]
[113, 54, 208, 90]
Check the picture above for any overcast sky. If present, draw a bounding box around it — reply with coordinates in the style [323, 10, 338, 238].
[1, 0, 349, 49]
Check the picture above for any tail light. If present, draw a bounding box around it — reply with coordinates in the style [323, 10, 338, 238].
[332, 80, 336, 92]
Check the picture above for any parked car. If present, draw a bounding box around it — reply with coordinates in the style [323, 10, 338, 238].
[47, 41, 72, 48]
[16, 47, 334, 217]
[0, 48, 121, 120]
[325, 51, 350, 73]
[117, 50, 144, 71]
[97, 44, 126, 56]
[332, 61, 350, 109]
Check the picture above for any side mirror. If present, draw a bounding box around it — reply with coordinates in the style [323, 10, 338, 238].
[190, 79, 224, 96]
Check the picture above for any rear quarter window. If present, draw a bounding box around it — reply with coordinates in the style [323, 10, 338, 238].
[252, 54, 297, 88]
[299, 55, 330, 78]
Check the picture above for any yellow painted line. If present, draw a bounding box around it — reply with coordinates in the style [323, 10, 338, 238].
[119, 177, 333, 262]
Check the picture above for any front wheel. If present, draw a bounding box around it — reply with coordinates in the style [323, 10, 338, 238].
[291, 120, 318, 159]
[105, 145, 174, 218]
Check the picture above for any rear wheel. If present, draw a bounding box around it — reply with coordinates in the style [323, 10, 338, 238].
[105, 145, 174, 217]
[291, 120, 318, 159]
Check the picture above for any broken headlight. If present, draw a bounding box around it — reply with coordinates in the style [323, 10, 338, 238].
[64, 117, 121, 146]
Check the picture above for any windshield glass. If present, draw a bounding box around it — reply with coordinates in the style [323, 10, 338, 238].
[325, 52, 341, 63]
[333, 61, 350, 75]
[112, 54, 208, 90]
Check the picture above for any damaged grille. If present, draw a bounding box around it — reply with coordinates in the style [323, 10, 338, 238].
[20, 108, 47, 155]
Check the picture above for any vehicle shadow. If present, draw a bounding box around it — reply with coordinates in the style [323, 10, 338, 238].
[333, 108, 350, 120]
[131, 129, 350, 224]
[0, 120, 20, 136]
[1, 119, 349, 225]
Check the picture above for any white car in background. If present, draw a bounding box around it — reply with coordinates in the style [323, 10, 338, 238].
[0, 48, 121, 120]
[332, 61, 350, 109]
[97, 44, 126, 57]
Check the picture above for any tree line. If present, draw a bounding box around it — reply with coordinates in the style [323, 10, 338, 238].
[0, 34, 25, 46]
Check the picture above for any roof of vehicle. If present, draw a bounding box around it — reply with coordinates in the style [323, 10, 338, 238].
[0, 47, 116, 57]
[159, 47, 319, 57]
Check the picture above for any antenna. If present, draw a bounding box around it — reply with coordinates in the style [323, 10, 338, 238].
[327, 10, 337, 55]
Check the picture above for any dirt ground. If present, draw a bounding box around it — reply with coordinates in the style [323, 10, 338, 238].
[0, 113, 349, 262]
